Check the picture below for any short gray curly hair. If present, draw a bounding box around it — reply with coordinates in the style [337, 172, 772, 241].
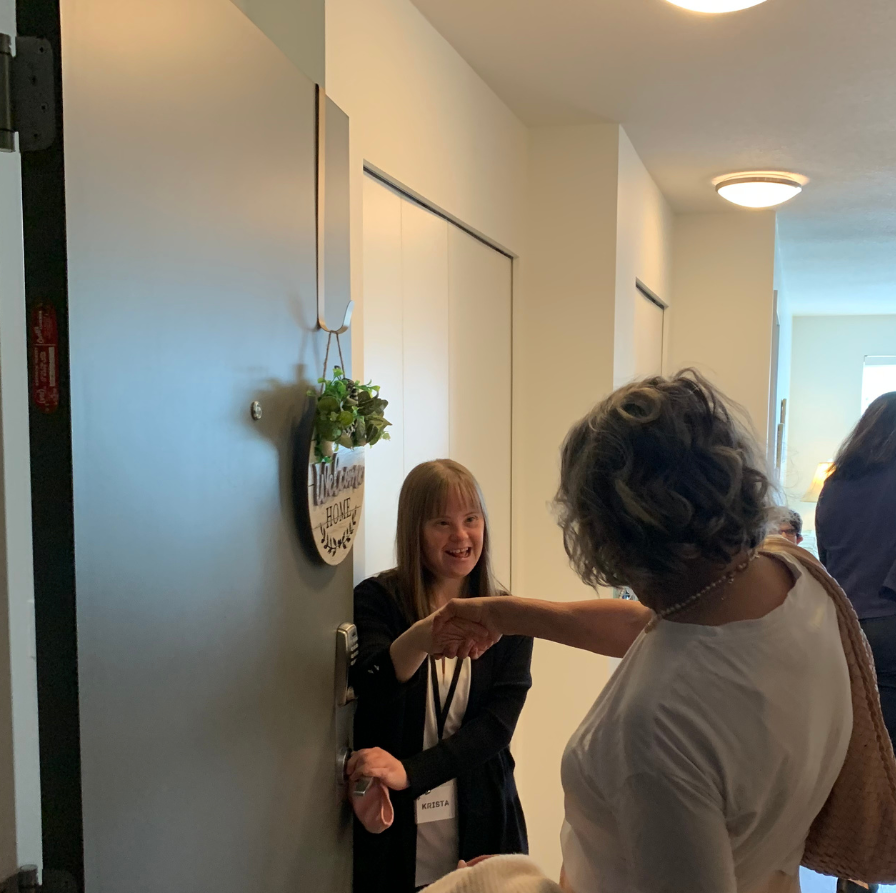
[555, 370, 772, 593]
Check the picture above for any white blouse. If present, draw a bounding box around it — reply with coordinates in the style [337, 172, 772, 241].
[560, 554, 852, 893]
[415, 656, 472, 888]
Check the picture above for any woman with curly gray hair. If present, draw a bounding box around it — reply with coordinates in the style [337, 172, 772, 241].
[436, 371, 853, 893]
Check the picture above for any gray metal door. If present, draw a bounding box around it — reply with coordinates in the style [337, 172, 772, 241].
[20, 0, 353, 889]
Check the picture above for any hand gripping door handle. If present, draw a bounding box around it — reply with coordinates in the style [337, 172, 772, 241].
[336, 747, 373, 797]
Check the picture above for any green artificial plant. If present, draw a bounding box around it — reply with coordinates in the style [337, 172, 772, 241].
[309, 367, 391, 463]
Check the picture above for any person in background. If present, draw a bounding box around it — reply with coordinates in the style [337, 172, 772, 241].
[348, 459, 533, 893]
[817, 391, 896, 750]
[768, 507, 804, 545]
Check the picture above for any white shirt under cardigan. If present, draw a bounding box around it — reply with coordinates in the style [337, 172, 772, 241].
[416, 656, 472, 888]
[560, 553, 852, 893]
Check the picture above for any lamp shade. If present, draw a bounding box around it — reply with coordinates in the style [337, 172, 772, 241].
[802, 462, 833, 503]
[715, 175, 803, 209]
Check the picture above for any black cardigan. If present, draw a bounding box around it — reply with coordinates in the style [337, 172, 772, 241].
[351, 573, 533, 893]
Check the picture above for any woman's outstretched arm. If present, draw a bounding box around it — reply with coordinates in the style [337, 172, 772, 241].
[435, 595, 651, 659]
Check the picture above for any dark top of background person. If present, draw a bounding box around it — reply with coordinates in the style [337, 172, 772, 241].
[817, 391, 896, 620]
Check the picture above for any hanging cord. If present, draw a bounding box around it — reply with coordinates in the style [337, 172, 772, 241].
[320, 332, 333, 393]
[319, 331, 347, 394]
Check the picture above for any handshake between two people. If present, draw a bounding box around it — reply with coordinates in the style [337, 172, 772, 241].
[428, 597, 503, 662]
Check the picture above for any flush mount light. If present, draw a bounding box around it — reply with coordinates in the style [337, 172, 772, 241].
[665, 0, 768, 11]
[713, 172, 807, 209]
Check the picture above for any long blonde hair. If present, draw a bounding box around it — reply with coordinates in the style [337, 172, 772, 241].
[393, 459, 499, 623]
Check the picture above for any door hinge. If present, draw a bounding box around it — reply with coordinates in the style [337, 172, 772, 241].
[0, 867, 77, 893]
[0, 33, 56, 153]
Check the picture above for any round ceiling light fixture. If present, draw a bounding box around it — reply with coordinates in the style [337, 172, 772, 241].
[713, 172, 807, 209]
[665, 0, 768, 12]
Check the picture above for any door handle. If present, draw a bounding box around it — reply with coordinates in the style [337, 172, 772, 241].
[337, 746, 351, 784]
[336, 747, 373, 796]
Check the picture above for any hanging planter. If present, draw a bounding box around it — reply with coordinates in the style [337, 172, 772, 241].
[301, 105, 387, 566]
[308, 367, 391, 464]
[302, 364, 391, 566]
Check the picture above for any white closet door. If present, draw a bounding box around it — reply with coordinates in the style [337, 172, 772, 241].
[448, 227, 512, 588]
[360, 175, 512, 585]
[633, 289, 664, 378]
[361, 176, 404, 576]
[401, 201, 450, 470]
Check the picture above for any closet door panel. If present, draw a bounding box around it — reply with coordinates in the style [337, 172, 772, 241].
[362, 176, 404, 576]
[401, 201, 450, 470]
[448, 227, 513, 588]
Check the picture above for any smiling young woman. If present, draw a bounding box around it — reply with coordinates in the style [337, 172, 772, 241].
[348, 460, 533, 893]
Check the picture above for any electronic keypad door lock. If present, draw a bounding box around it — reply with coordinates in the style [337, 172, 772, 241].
[335, 622, 358, 708]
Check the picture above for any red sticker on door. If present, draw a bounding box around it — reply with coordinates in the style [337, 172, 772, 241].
[30, 304, 60, 414]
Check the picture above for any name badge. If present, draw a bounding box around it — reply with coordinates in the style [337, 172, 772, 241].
[415, 781, 456, 825]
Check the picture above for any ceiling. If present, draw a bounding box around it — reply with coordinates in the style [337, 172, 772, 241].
[409, 0, 896, 315]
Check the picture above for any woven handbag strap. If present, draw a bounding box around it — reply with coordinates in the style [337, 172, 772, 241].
[761, 536, 896, 794]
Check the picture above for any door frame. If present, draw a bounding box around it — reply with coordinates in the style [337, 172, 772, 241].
[0, 0, 43, 882]
[635, 278, 667, 375]
[16, 0, 85, 885]
[768, 290, 781, 472]
[363, 164, 515, 261]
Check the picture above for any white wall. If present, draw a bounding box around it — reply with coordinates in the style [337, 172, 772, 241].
[327, 0, 527, 258]
[788, 315, 896, 529]
[327, 0, 529, 590]
[513, 123, 621, 876]
[668, 212, 778, 447]
[359, 177, 405, 583]
[614, 128, 674, 387]
[327, 0, 528, 404]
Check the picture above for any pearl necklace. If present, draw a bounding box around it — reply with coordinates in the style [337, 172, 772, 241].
[645, 552, 758, 632]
